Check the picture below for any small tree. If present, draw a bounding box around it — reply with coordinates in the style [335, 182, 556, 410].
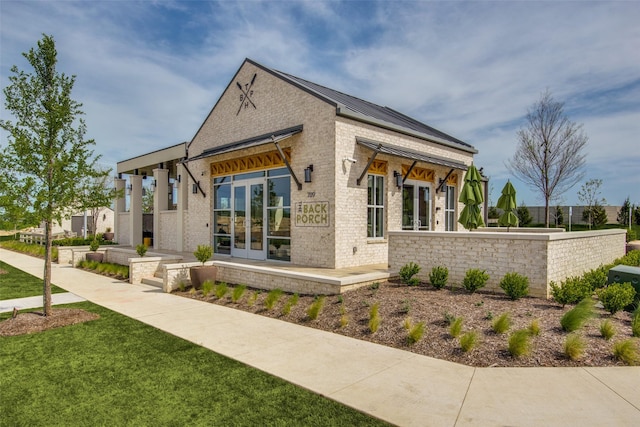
[0, 34, 108, 315]
[552, 205, 564, 226]
[515, 203, 533, 226]
[578, 179, 606, 229]
[618, 197, 633, 226]
[506, 90, 587, 227]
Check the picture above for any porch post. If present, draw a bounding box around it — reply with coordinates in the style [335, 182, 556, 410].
[176, 163, 187, 252]
[129, 174, 143, 247]
[114, 177, 126, 243]
[153, 168, 169, 250]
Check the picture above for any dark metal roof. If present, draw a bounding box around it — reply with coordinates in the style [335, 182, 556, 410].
[356, 138, 469, 170]
[265, 65, 475, 153]
[187, 125, 303, 162]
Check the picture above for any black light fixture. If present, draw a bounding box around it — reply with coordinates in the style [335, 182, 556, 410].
[126, 183, 133, 194]
[394, 171, 403, 189]
[152, 179, 157, 190]
[192, 183, 198, 194]
[304, 164, 313, 183]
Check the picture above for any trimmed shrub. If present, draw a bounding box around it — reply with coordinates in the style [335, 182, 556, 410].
[613, 339, 639, 366]
[462, 269, 489, 293]
[560, 298, 595, 332]
[563, 334, 586, 360]
[499, 273, 529, 300]
[459, 331, 479, 353]
[599, 320, 615, 340]
[135, 244, 147, 257]
[508, 329, 531, 357]
[631, 306, 640, 338]
[492, 312, 511, 334]
[429, 266, 449, 290]
[399, 262, 421, 285]
[582, 267, 608, 291]
[597, 283, 636, 314]
[550, 276, 592, 307]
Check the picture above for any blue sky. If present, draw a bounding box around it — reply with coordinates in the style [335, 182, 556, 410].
[1, 0, 638, 208]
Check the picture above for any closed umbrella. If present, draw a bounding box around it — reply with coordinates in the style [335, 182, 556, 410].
[496, 181, 519, 230]
[458, 164, 485, 229]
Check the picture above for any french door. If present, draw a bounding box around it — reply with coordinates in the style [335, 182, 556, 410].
[232, 178, 266, 260]
[402, 182, 431, 230]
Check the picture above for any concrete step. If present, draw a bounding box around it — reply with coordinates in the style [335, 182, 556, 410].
[141, 276, 163, 288]
[154, 270, 163, 279]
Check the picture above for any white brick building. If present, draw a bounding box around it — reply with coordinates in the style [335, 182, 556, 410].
[115, 58, 478, 269]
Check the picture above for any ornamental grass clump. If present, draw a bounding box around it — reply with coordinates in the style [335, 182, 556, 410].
[264, 288, 283, 310]
[612, 339, 639, 366]
[429, 266, 448, 290]
[339, 305, 349, 328]
[596, 283, 636, 314]
[201, 280, 214, 297]
[282, 293, 299, 315]
[508, 329, 531, 358]
[499, 272, 529, 300]
[449, 316, 463, 338]
[528, 319, 541, 336]
[399, 262, 421, 286]
[563, 334, 586, 360]
[407, 321, 426, 345]
[459, 331, 479, 353]
[369, 302, 381, 333]
[231, 284, 247, 303]
[560, 298, 595, 332]
[247, 290, 260, 307]
[214, 282, 228, 299]
[599, 319, 616, 341]
[462, 269, 489, 293]
[492, 312, 511, 334]
[306, 296, 326, 320]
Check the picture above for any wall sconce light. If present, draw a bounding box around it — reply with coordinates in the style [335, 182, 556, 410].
[304, 164, 313, 183]
[192, 183, 198, 194]
[177, 174, 181, 183]
[126, 184, 132, 195]
[152, 179, 157, 191]
[393, 171, 403, 189]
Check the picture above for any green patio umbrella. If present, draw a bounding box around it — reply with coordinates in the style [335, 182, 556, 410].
[458, 164, 485, 229]
[496, 180, 519, 230]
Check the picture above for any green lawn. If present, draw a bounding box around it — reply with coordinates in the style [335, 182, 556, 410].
[1, 302, 387, 426]
[0, 261, 65, 299]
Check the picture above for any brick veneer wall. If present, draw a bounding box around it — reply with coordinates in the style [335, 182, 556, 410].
[158, 210, 177, 250]
[117, 212, 130, 246]
[388, 229, 626, 298]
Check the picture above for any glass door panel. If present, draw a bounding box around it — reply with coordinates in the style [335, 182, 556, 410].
[402, 182, 431, 231]
[249, 182, 264, 256]
[232, 186, 246, 255]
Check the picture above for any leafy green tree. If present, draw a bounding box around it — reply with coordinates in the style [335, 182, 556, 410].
[583, 203, 607, 228]
[506, 90, 587, 227]
[0, 34, 109, 315]
[618, 197, 633, 226]
[142, 186, 154, 213]
[516, 203, 533, 226]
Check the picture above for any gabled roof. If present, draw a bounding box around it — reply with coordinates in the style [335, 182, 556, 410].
[248, 59, 476, 154]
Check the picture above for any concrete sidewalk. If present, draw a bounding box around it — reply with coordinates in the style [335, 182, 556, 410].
[1, 248, 639, 426]
[0, 292, 86, 313]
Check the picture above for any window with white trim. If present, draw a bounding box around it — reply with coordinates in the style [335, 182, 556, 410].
[367, 174, 384, 238]
[445, 185, 456, 231]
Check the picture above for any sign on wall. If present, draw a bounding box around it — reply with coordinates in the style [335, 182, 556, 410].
[295, 201, 330, 227]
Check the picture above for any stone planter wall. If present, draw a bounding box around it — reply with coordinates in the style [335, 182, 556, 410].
[388, 229, 626, 298]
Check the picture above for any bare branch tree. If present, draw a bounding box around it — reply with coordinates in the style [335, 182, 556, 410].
[506, 90, 588, 227]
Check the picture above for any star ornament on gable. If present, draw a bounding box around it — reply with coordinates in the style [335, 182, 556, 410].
[236, 73, 257, 115]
